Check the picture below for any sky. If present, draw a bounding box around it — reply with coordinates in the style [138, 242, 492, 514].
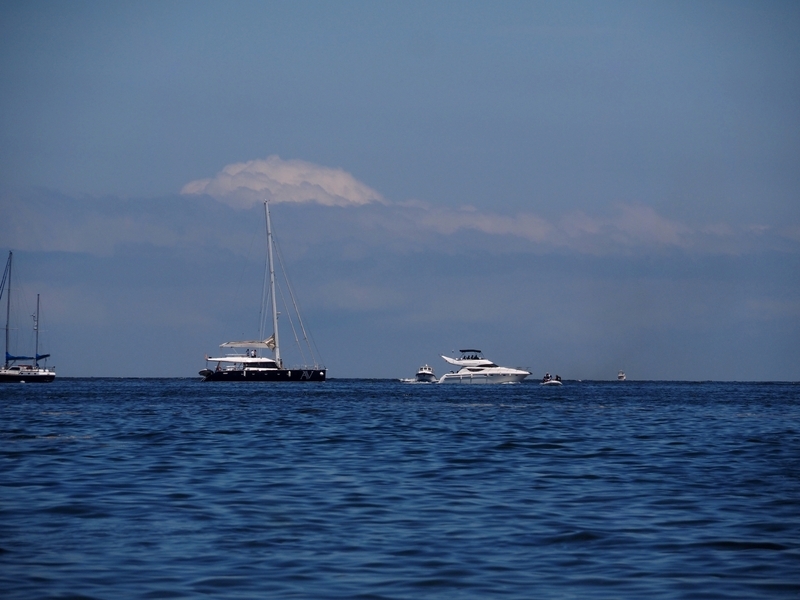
[1, 1, 798, 380]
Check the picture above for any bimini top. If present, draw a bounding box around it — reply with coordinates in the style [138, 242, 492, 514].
[5, 352, 48, 362]
[459, 349, 482, 354]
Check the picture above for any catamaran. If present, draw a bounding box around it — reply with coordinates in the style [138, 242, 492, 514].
[199, 201, 326, 382]
[0, 252, 56, 383]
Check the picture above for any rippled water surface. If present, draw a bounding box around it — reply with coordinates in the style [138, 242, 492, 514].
[2, 379, 799, 598]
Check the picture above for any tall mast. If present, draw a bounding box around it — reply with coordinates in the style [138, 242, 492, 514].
[4, 252, 11, 369]
[34, 294, 40, 367]
[264, 201, 281, 366]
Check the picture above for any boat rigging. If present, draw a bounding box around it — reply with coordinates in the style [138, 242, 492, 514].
[200, 201, 326, 382]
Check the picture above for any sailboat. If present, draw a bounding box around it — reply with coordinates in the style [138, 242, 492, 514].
[0, 252, 56, 383]
[199, 201, 326, 382]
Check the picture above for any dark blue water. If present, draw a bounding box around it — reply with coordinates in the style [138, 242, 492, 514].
[1, 379, 798, 599]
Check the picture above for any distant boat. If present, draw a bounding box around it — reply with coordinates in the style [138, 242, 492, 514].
[199, 201, 326, 382]
[540, 373, 562, 386]
[401, 364, 437, 383]
[0, 252, 56, 383]
[415, 364, 437, 382]
[438, 349, 529, 384]
[618, 370, 626, 381]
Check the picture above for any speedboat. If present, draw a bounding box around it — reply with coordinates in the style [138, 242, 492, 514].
[618, 370, 626, 381]
[540, 373, 562, 386]
[415, 364, 437, 382]
[438, 349, 529, 384]
[400, 364, 437, 383]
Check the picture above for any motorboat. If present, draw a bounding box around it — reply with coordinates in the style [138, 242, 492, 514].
[540, 373, 562, 386]
[438, 349, 529, 384]
[618, 370, 626, 381]
[401, 364, 437, 383]
[199, 201, 326, 382]
[0, 252, 56, 383]
[415, 364, 437, 382]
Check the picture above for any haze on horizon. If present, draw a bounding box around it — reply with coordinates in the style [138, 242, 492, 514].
[1, 1, 798, 380]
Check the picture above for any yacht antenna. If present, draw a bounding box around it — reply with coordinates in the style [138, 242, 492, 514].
[264, 201, 281, 367]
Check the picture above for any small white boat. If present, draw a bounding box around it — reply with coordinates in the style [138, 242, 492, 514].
[618, 370, 626, 381]
[438, 349, 529, 384]
[540, 373, 562, 386]
[400, 364, 437, 383]
[415, 364, 436, 383]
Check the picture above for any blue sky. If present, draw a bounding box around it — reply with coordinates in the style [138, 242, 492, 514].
[1, 1, 798, 379]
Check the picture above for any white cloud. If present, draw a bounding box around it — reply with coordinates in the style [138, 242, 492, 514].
[174, 157, 799, 257]
[557, 204, 692, 253]
[416, 204, 557, 243]
[387, 202, 694, 254]
[180, 155, 385, 208]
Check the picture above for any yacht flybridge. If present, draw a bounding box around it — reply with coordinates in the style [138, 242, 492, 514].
[438, 349, 529, 384]
[0, 252, 56, 383]
[199, 201, 326, 382]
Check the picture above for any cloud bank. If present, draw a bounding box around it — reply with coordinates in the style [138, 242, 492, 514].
[178, 156, 797, 257]
[181, 155, 385, 208]
[365, 201, 791, 257]
[3, 157, 795, 261]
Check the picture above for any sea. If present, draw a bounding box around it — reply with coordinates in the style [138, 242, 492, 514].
[1, 378, 798, 599]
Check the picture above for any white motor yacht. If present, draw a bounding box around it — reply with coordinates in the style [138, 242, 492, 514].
[438, 349, 529, 384]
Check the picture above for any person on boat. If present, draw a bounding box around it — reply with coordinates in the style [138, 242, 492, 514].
[555, 375, 561, 382]
[543, 373, 551, 382]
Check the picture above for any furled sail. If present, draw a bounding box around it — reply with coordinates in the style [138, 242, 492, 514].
[220, 336, 275, 349]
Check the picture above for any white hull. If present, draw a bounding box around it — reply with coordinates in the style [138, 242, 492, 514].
[0, 366, 56, 383]
[438, 371, 528, 384]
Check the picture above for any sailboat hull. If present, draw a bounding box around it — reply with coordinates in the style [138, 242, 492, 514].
[0, 370, 56, 383]
[200, 368, 326, 382]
